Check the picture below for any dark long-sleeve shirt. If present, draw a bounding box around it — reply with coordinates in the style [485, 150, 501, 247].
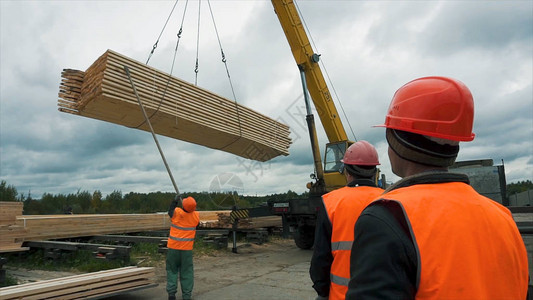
[310, 200, 333, 297]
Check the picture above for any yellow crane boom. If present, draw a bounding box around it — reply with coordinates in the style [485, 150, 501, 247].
[272, 0, 351, 194]
[271, 0, 348, 143]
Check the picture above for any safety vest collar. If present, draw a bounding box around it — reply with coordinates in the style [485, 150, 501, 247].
[383, 171, 469, 193]
[347, 178, 377, 188]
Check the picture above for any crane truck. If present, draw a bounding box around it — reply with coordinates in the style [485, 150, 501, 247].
[267, 0, 360, 249]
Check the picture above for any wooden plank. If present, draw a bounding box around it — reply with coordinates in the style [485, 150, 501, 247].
[59, 66, 292, 157]
[47, 280, 156, 300]
[0, 267, 153, 298]
[0, 247, 29, 253]
[57, 49, 292, 162]
[0, 202, 26, 251]
[11, 211, 279, 241]
[25, 274, 154, 300]
[15, 212, 222, 240]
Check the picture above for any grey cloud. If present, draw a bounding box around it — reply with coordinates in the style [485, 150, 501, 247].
[1, 1, 531, 199]
[419, 2, 532, 55]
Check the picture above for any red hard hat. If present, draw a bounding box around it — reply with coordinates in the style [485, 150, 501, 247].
[341, 140, 380, 166]
[376, 76, 475, 142]
[183, 197, 197, 212]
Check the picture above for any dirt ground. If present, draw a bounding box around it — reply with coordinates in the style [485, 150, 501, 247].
[4, 238, 318, 300]
[118, 237, 317, 300]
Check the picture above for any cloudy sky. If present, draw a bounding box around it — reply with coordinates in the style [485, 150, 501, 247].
[1, 0, 531, 199]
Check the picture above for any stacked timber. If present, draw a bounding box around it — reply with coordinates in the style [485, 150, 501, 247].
[15, 211, 279, 241]
[241, 216, 282, 228]
[0, 202, 28, 253]
[0, 266, 156, 299]
[199, 211, 281, 229]
[16, 214, 171, 241]
[57, 49, 291, 162]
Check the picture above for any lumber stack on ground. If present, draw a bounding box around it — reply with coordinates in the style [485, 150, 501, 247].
[0, 202, 28, 253]
[16, 214, 171, 241]
[0, 266, 156, 300]
[57, 49, 291, 162]
[16, 212, 207, 241]
[199, 211, 282, 229]
[15, 211, 279, 241]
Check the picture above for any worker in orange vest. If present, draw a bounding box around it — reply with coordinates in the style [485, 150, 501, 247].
[310, 140, 384, 300]
[166, 196, 200, 300]
[346, 76, 529, 299]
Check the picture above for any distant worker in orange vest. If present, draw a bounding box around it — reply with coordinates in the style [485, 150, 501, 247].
[346, 76, 529, 299]
[166, 196, 200, 300]
[310, 140, 384, 300]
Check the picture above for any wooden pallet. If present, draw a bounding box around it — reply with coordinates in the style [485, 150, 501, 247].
[57, 49, 292, 162]
[0, 266, 156, 300]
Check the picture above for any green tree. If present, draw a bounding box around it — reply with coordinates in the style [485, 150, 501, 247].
[0, 180, 18, 201]
[40, 193, 66, 214]
[91, 190, 103, 213]
[24, 197, 42, 214]
[507, 180, 533, 196]
[124, 192, 142, 213]
[104, 190, 123, 213]
[75, 190, 92, 213]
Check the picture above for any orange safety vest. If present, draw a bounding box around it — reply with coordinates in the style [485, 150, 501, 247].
[167, 207, 200, 251]
[379, 182, 528, 300]
[322, 186, 384, 300]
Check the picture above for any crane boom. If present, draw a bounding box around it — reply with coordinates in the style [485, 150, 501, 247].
[271, 0, 348, 143]
[268, 0, 354, 249]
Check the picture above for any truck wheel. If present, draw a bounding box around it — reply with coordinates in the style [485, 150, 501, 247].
[293, 225, 314, 249]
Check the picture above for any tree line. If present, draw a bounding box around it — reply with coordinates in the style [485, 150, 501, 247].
[507, 180, 533, 196]
[0, 180, 308, 215]
[1, 180, 531, 215]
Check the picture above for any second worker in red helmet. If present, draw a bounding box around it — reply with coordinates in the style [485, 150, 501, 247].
[310, 140, 384, 300]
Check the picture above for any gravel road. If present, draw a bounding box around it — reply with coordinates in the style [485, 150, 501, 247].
[107, 238, 317, 300]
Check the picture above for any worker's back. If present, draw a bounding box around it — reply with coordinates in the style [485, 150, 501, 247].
[324, 184, 383, 300]
[383, 181, 528, 299]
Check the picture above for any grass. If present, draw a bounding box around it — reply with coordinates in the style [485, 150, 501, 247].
[193, 238, 223, 257]
[1, 233, 284, 288]
[3, 237, 229, 273]
[3, 248, 127, 273]
[1, 232, 265, 288]
[0, 274, 18, 288]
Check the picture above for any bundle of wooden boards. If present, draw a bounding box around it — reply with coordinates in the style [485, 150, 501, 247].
[201, 212, 282, 229]
[57, 49, 291, 161]
[0, 202, 27, 253]
[0, 266, 156, 300]
[16, 213, 172, 241]
[14, 211, 281, 241]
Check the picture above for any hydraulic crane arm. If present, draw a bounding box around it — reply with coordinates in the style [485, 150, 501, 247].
[271, 0, 348, 143]
[272, 0, 350, 193]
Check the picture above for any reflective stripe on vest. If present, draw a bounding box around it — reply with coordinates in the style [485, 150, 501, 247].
[331, 241, 352, 251]
[167, 207, 200, 251]
[170, 223, 196, 231]
[168, 235, 195, 242]
[380, 182, 528, 300]
[330, 273, 349, 287]
[322, 186, 384, 300]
